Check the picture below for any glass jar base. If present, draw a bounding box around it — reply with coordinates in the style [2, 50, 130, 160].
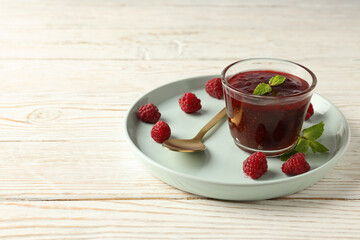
[234, 140, 295, 157]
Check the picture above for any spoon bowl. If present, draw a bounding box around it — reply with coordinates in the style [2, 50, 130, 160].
[162, 108, 227, 152]
[162, 138, 207, 152]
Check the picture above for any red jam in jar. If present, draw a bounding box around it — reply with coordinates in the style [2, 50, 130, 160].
[224, 70, 311, 156]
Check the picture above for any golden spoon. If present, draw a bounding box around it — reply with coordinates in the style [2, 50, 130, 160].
[162, 108, 227, 152]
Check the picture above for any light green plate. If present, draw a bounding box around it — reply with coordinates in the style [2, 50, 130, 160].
[124, 75, 350, 200]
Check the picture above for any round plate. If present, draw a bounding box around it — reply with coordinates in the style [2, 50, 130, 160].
[124, 75, 350, 200]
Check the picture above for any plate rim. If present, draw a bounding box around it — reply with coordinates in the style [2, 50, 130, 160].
[124, 75, 351, 187]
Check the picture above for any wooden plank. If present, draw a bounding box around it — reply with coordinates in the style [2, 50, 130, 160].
[0, 60, 359, 95]
[0, 93, 357, 143]
[0, 141, 192, 200]
[0, 141, 358, 200]
[0, 1, 359, 60]
[0, 29, 358, 60]
[0, 0, 358, 31]
[0, 199, 359, 239]
[0, 29, 359, 60]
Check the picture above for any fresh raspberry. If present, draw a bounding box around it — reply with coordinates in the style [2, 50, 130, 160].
[243, 152, 268, 179]
[282, 152, 310, 176]
[178, 92, 202, 113]
[151, 121, 171, 143]
[205, 77, 223, 99]
[138, 103, 161, 123]
[305, 103, 314, 120]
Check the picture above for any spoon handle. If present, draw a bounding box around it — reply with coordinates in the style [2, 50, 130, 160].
[194, 107, 227, 140]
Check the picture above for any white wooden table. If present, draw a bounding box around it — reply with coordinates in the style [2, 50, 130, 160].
[0, 0, 359, 239]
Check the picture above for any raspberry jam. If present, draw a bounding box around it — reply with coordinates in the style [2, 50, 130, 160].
[229, 71, 309, 96]
[224, 70, 311, 155]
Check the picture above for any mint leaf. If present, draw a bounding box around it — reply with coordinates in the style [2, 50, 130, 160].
[309, 140, 329, 153]
[269, 75, 286, 87]
[253, 83, 272, 95]
[302, 121, 325, 140]
[280, 149, 298, 161]
[253, 75, 286, 95]
[279, 121, 328, 161]
[295, 138, 310, 153]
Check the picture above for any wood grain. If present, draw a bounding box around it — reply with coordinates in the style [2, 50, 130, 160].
[0, 1, 359, 61]
[0, 199, 359, 239]
[0, 0, 359, 239]
[0, 140, 358, 200]
[0, 60, 359, 94]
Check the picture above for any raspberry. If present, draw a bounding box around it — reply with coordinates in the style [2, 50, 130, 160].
[138, 103, 161, 123]
[305, 103, 314, 120]
[151, 121, 171, 143]
[243, 152, 268, 179]
[205, 77, 223, 99]
[282, 152, 310, 176]
[178, 92, 202, 113]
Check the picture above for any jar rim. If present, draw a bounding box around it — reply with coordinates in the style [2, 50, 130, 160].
[221, 58, 317, 100]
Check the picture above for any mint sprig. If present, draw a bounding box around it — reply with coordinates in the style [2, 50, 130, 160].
[280, 121, 329, 161]
[253, 75, 286, 95]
